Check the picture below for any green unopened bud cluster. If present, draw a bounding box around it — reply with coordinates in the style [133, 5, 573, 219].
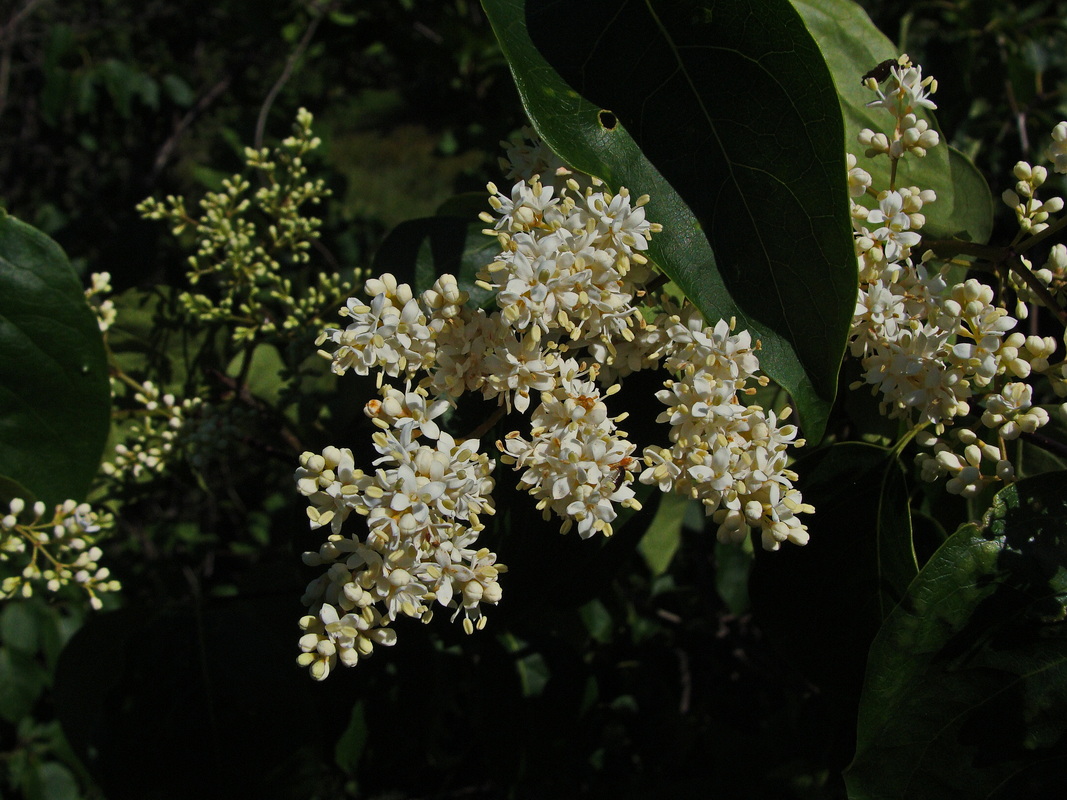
[0, 498, 120, 609]
[137, 108, 358, 344]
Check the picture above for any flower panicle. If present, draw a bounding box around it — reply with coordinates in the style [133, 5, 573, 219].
[296, 129, 813, 680]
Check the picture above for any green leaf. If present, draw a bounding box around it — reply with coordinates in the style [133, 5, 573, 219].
[372, 216, 497, 308]
[227, 344, 286, 406]
[334, 701, 367, 777]
[498, 632, 551, 698]
[482, 0, 857, 441]
[0, 212, 111, 505]
[714, 538, 753, 615]
[578, 598, 614, 644]
[0, 647, 47, 723]
[790, 0, 994, 243]
[26, 762, 80, 800]
[637, 491, 689, 577]
[750, 442, 916, 695]
[0, 602, 41, 654]
[846, 472, 1067, 799]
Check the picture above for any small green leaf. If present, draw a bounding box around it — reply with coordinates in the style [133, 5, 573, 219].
[0, 602, 41, 654]
[846, 472, 1067, 799]
[0, 647, 47, 723]
[578, 598, 614, 644]
[482, 0, 857, 441]
[0, 213, 111, 505]
[334, 701, 367, 777]
[372, 216, 497, 308]
[638, 491, 690, 577]
[28, 762, 81, 800]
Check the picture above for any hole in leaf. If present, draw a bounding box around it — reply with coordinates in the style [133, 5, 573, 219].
[598, 110, 617, 130]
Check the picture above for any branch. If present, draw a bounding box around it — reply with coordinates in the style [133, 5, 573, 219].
[0, 0, 49, 125]
[253, 8, 324, 152]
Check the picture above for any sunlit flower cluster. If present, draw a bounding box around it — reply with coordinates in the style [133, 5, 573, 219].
[849, 56, 1066, 497]
[298, 130, 813, 679]
[640, 315, 811, 550]
[0, 498, 120, 609]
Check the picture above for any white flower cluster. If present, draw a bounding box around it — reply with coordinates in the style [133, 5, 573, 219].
[849, 56, 1065, 497]
[102, 379, 202, 483]
[298, 131, 813, 679]
[0, 498, 120, 609]
[295, 416, 500, 680]
[85, 271, 116, 332]
[639, 315, 812, 550]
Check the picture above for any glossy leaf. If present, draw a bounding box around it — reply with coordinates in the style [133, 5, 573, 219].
[846, 472, 1067, 799]
[0, 212, 110, 505]
[750, 442, 916, 695]
[371, 216, 498, 308]
[791, 0, 994, 243]
[482, 0, 856, 441]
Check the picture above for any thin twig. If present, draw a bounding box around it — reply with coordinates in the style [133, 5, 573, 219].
[1020, 429, 1067, 461]
[0, 0, 49, 124]
[1008, 253, 1067, 329]
[468, 405, 507, 440]
[150, 75, 234, 181]
[253, 8, 324, 152]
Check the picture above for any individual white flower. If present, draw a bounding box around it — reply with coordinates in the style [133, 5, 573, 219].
[578, 187, 659, 254]
[866, 60, 938, 113]
[364, 382, 450, 440]
[484, 176, 565, 233]
[317, 275, 437, 379]
[297, 603, 396, 680]
[846, 153, 873, 198]
[866, 191, 922, 262]
[1050, 121, 1067, 174]
[481, 330, 558, 413]
[981, 383, 1049, 439]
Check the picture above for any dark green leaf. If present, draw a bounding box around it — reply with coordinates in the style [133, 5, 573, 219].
[227, 344, 286, 406]
[28, 762, 80, 800]
[637, 491, 689, 577]
[846, 472, 1067, 799]
[750, 442, 916, 694]
[0, 212, 111, 505]
[0, 474, 35, 507]
[790, 0, 994, 243]
[334, 701, 367, 776]
[0, 602, 41, 654]
[372, 216, 497, 308]
[0, 647, 47, 723]
[714, 539, 752, 616]
[482, 0, 857, 441]
[578, 598, 613, 644]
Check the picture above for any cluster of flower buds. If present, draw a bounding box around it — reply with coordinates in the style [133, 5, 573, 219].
[848, 55, 1067, 496]
[102, 379, 201, 483]
[1, 498, 120, 609]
